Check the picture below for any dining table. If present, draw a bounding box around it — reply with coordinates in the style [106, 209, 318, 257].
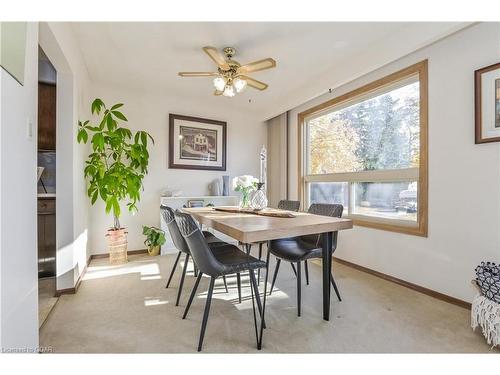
[182, 205, 353, 349]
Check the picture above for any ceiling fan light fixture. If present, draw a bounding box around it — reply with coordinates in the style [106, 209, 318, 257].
[213, 76, 226, 92]
[233, 77, 247, 93]
[179, 46, 276, 97]
[222, 85, 235, 97]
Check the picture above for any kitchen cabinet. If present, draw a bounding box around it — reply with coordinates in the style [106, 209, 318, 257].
[38, 83, 56, 150]
[38, 197, 56, 278]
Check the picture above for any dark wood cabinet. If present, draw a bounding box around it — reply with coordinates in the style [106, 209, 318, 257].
[38, 83, 56, 150]
[38, 198, 56, 278]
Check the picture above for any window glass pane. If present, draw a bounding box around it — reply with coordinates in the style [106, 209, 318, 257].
[352, 181, 417, 221]
[308, 81, 420, 174]
[308, 182, 348, 215]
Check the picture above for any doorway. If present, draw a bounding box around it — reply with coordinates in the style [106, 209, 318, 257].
[37, 46, 58, 327]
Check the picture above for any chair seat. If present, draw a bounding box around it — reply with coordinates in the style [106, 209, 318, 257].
[210, 243, 266, 276]
[269, 237, 323, 262]
[202, 231, 226, 246]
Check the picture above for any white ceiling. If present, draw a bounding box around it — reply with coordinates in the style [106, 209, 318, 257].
[71, 22, 470, 120]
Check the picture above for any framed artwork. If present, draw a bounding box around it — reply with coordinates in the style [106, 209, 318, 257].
[475, 62, 500, 144]
[187, 200, 204, 208]
[169, 114, 227, 171]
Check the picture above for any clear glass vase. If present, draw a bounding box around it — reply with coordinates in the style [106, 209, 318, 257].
[239, 191, 251, 209]
[250, 183, 268, 211]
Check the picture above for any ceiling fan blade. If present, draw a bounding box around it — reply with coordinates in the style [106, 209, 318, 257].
[178, 72, 218, 77]
[203, 47, 230, 70]
[237, 58, 276, 74]
[214, 90, 223, 96]
[239, 75, 268, 91]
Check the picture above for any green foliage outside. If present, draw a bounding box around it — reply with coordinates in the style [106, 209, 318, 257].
[309, 82, 420, 175]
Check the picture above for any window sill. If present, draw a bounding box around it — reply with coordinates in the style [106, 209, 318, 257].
[350, 216, 427, 237]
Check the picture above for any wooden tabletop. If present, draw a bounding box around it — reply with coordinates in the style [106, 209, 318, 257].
[183, 206, 353, 243]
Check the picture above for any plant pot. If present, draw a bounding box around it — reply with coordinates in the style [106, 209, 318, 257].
[106, 228, 128, 265]
[148, 245, 160, 256]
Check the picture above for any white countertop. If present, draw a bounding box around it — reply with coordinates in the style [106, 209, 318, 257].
[38, 193, 56, 198]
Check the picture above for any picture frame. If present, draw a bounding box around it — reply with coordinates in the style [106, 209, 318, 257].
[169, 114, 227, 171]
[474, 62, 500, 144]
[187, 200, 205, 208]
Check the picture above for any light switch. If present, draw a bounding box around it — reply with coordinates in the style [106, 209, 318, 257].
[27, 118, 33, 138]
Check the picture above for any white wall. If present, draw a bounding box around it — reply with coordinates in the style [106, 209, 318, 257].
[0, 22, 39, 350]
[287, 22, 500, 303]
[39, 22, 91, 290]
[88, 83, 266, 254]
[0, 21, 90, 351]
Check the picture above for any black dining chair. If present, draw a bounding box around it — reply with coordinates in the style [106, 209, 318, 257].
[253, 200, 300, 282]
[268, 203, 343, 317]
[174, 210, 267, 351]
[161, 205, 232, 306]
[277, 199, 301, 211]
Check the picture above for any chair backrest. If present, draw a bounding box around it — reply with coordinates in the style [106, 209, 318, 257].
[174, 210, 225, 277]
[160, 205, 190, 254]
[277, 199, 300, 211]
[304, 203, 344, 250]
[308, 203, 343, 218]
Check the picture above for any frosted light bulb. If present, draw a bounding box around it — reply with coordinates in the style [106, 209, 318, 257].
[223, 85, 235, 97]
[213, 77, 226, 91]
[234, 78, 247, 93]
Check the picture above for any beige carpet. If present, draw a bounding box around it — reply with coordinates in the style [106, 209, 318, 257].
[38, 277, 58, 328]
[39, 252, 495, 353]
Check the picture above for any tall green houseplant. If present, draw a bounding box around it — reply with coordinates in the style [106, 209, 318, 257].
[77, 98, 154, 230]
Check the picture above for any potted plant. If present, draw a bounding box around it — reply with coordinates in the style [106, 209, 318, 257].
[77, 98, 154, 264]
[142, 226, 166, 256]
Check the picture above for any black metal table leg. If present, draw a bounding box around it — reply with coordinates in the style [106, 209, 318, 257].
[257, 241, 272, 350]
[331, 272, 342, 301]
[257, 242, 263, 283]
[249, 269, 266, 328]
[296, 261, 301, 317]
[322, 232, 333, 321]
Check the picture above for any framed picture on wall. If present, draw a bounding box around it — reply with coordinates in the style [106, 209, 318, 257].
[168, 114, 227, 171]
[475, 62, 500, 144]
[187, 200, 204, 208]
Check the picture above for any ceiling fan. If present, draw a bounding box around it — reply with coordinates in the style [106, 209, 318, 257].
[178, 46, 276, 97]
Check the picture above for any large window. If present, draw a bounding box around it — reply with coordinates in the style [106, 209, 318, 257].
[299, 61, 428, 236]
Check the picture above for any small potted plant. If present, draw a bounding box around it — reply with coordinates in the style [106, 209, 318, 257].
[142, 226, 166, 256]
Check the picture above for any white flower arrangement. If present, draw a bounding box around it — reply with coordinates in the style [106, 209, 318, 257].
[232, 175, 259, 208]
[232, 175, 259, 191]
